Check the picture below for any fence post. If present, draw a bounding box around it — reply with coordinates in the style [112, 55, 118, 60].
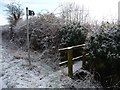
[67, 49, 73, 78]
[82, 49, 86, 69]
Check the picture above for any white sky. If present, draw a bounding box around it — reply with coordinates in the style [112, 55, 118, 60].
[0, 0, 119, 25]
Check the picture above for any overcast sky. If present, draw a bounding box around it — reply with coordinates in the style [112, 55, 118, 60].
[0, 0, 119, 26]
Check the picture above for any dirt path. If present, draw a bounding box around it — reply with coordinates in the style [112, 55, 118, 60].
[1, 42, 82, 88]
[1, 36, 71, 88]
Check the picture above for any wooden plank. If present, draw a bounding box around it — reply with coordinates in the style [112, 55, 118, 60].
[58, 47, 72, 51]
[72, 55, 83, 61]
[59, 60, 68, 66]
[59, 53, 89, 66]
[71, 44, 85, 49]
[59, 55, 83, 66]
[73, 53, 89, 61]
[58, 44, 85, 51]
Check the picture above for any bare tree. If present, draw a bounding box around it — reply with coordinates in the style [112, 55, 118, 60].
[5, 2, 24, 39]
[60, 3, 89, 24]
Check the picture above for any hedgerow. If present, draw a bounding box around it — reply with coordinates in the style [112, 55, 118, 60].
[86, 23, 120, 88]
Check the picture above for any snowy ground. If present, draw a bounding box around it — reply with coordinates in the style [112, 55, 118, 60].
[0, 30, 102, 89]
[1, 45, 62, 88]
[0, 43, 81, 88]
[0, 28, 7, 89]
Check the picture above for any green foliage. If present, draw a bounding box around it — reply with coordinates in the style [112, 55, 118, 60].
[86, 24, 120, 88]
[12, 13, 61, 51]
[59, 22, 87, 48]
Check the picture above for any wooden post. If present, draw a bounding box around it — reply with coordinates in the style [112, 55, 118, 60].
[67, 49, 73, 78]
[82, 50, 86, 69]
